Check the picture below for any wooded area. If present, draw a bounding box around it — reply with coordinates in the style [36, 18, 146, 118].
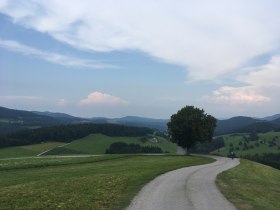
[0, 123, 153, 148]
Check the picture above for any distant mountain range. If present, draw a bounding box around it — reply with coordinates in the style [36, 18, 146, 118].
[0, 106, 280, 135]
[32, 111, 86, 123]
[215, 116, 280, 135]
[258, 114, 280, 121]
[90, 116, 169, 131]
[0, 106, 168, 134]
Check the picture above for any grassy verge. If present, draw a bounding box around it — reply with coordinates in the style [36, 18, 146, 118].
[217, 159, 280, 210]
[0, 155, 213, 210]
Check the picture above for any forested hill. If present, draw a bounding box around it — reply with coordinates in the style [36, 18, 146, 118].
[0, 106, 58, 124]
[272, 117, 280, 125]
[0, 123, 153, 148]
[215, 116, 259, 135]
[32, 111, 82, 123]
[215, 116, 280, 135]
[0, 106, 59, 134]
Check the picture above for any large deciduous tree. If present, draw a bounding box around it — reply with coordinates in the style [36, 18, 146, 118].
[167, 105, 216, 154]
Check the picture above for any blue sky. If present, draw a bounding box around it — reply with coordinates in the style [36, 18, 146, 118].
[0, 0, 280, 119]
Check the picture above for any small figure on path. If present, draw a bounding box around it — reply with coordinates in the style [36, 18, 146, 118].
[230, 149, 235, 160]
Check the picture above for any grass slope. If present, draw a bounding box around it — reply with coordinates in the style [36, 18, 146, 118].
[45, 134, 177, 155]
[217, 159, 280, 210]
[0, 142, 65, 159]
[214, 132, 280, 157]
[0, 155, 213, 210]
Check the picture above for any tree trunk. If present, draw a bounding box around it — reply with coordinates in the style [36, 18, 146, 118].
[177, 146, 187, 155]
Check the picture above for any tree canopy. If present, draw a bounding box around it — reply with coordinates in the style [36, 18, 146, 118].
[167, 106, 216, 152]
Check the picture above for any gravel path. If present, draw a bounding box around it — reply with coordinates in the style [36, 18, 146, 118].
[126, 156, 239, 210]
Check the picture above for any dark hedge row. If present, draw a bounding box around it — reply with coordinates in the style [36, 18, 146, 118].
[106, 142, 163, 154]
[242, 153, 280, 170]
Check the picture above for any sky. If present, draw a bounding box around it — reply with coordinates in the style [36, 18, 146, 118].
[0, 0, 280, 119]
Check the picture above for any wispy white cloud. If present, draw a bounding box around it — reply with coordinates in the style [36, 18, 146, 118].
[79, 91, 129, 106]
[0, 39, 117, 69]
[1, 0, 279, 80]
[239, 55, 280, 88]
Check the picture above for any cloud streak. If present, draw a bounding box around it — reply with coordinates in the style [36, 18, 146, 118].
[0, 95, 42, 102]
[56, 98, 68, 107]
[79, 91, 129, 106]
[0, 39, 117, 69]
[1, 0, 279, 80]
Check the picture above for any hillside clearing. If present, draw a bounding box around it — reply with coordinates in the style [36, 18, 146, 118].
[44, 134, 177, 155]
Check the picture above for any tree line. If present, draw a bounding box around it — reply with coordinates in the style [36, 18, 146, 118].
[0, 123, 153, 148]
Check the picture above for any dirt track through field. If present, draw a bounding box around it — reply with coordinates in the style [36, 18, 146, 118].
[127, 156, 239, 210]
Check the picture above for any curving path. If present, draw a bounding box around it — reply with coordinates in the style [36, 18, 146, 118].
[126, 156, 239, 210]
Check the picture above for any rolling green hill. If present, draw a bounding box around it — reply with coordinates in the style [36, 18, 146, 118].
[213, 132, 280, 157]
[44, 134, 177, 155]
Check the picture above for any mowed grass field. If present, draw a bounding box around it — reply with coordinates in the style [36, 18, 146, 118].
[217, 159, 280, 210]
[0, 155, 213, 210]
[44, 134, 177, 155]
[214, 132, 280, 157]
[0, 142, 65, 159]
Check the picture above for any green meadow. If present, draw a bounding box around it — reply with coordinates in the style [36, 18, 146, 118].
[0, 155, 213, 210]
